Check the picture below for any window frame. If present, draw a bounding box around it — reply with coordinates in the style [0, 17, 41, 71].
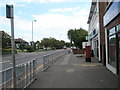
[107, 27, 117, 68]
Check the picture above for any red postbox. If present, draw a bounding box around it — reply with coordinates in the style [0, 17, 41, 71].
[85, 46, 91, 62]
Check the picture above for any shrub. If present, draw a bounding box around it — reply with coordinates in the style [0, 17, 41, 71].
[2, 49, 17, 55]
[26, 46, 35, 52]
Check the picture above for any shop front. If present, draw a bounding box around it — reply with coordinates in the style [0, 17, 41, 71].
[104, 0, 120, 74]
[117, 25, 120, 74]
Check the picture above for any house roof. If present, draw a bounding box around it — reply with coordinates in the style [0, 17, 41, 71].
[15, 38, 28, 43]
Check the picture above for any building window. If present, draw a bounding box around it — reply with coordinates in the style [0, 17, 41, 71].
[108, 35, 117, 67]
[93, 29, 96, 35]
[108, 27, 117, 68]
[109, 27, 115, 35]
[117, 23, 120, 32]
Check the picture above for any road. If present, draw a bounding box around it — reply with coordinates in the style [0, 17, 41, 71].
[1, 49, 63, 70]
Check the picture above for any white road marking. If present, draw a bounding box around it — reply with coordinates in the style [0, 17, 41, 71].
[0, 61, 11, 64]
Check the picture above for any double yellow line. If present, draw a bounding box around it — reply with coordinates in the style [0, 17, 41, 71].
[1, 49, 17, 50]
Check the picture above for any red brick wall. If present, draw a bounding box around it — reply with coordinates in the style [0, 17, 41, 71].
[72, 49, 85, 54]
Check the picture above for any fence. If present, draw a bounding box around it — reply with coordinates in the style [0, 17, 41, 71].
[72, 49, 85, 54]
[0, 49, 69, 89]
[42, 50, 69, 71]
[0, 59, 36, 89]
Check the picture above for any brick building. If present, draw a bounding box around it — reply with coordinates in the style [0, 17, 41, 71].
[104, 0, 120, 74]
[88, 0, 120, 75]
[87, 0, 107, 64]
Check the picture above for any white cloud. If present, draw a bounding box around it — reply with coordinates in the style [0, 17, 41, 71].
[0, 0, 92, 5]
[0, 0, 25, 7]
[13, 0, 92, 3]
[1, 4, 89, 42]
[14, 16, 31, 32]
[0, 16, 11, 33]
[49, 7, 81, 13]
[0, 0, 90, 42]
[0, 16, 10, 27]
[32, 13, 88, 42]
[37, 0, 65, 3]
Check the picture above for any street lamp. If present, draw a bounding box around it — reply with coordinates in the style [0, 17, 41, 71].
[32, 20, 37, 42]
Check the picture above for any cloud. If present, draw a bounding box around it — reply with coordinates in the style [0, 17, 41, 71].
[17, 11, 23, 15]
[14, 17, 32, 32]
[0, 16, 11, 33]
[37, 0, 65, 3]
[0, 0, 92, 5]
[0, 0, 90, 42]
[14, 0, 92, 3]
[1, 3, 89, 42]
[6, 13, 84, 42]
[0, 16, 10, 26]
[49, 7, 81, 13]
[32, 13, 88, 41]
[0, 0, 25, 7]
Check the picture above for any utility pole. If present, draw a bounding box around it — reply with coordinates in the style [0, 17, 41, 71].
[6, 5, 16, 88]
[32, 21, 33, 42]
[31, 20, 36, 46]
[32, 20, 36, 42]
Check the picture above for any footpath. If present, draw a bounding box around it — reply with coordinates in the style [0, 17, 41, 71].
[27, 53, 118, 88]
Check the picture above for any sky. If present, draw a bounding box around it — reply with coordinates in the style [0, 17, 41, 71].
[0, 0, 92, 42]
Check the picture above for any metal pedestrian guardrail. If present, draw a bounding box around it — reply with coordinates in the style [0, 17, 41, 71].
[0, 49, 70, 89]
[42, 50, 69, 71]
[0, 59, 36, 89]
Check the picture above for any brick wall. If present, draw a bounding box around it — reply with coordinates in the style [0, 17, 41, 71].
[72, 49, 85, 54]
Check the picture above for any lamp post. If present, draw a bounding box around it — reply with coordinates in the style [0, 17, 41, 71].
[32, 20, 37, 42]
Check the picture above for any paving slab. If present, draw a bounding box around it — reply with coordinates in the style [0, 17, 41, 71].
[27, 53, 119, 88]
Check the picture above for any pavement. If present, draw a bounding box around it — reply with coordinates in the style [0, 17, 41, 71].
[27, 53, 119, 88]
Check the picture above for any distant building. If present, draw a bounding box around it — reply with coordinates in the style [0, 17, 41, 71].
[82, 42, 90, 49]
[15, 38, 29, 49]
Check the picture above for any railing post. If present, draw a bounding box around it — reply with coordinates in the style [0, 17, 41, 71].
[33, 59, 35, 80]
[43, 55, 45, 71]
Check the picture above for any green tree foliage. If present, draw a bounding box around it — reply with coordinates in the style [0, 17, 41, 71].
[65, 42, 71, 47]
[67, 29, 74, 45]
[36, 41, 40, 49]
[30, 41, 36, 50]
[67, 28, 88, 49]
[26, 46, 35, 52]
[41, 38, 52, 48]
[40, 37, 70, 49]
[0, 31, 11, 49]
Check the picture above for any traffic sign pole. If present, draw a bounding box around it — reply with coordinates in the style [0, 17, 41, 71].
[6, 5, 16, 88]
[10, 5, 16, 88]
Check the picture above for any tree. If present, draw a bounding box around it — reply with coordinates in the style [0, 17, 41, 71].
[0, 31, 11, 49]
[41, 37, 66, 49]
[65, 42, 71, 47]
[67, 29, 74, 45]
[35, 41, 40, 49]
[67, 28, 88, 49]
[19, 43, 26, 51]
[41, 38, 51, 48]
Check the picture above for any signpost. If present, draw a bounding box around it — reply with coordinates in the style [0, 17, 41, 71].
[6, 5, 16, 88]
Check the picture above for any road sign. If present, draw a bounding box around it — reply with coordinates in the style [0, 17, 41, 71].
[6, 5, 13, 18]
[6, 4, 16, 88]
